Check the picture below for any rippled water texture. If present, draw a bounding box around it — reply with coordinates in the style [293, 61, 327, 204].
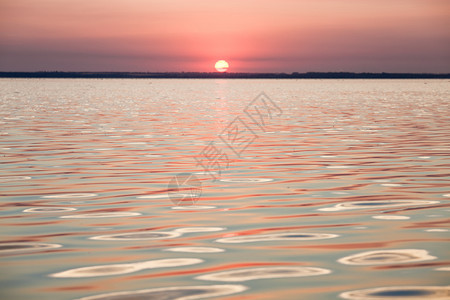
[0, 79, 449, 299]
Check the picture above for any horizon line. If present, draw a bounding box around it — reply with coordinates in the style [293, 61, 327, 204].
[1, 71, 449, 79]
[1, 71, 450, 74]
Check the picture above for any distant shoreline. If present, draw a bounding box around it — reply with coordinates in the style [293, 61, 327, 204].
[0, 71, 449, 79]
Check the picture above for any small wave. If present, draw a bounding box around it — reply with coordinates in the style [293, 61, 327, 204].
[318, 200, 439, 212]
[51, 258, 202, 278]
[0, 242, 62, 255]
[90, 231, 180, 241]
[340, 285, 450, 299]
[338, 249, 436, 265]
[196, 266, 331, 282]
[372, 215, 410, 220]
[165, 247, 225, 253]
[23, 207, 77, 213]
[41, 193, 97, 199]
[219, 178, 274, 183]
[75, 284, 247, 300]
[0, 176, 31, 183]
[174, 227, 226, 233]
[216, 232, 338, 243]
[60, 212, 141, 219]
[171, 205, 217, 210]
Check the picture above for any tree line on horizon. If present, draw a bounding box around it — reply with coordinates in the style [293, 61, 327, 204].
[0, 71, 449, 79]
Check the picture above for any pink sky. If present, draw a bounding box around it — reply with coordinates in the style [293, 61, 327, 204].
[0, 0, 449, 72]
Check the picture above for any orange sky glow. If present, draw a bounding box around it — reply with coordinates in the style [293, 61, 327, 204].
[0, 0, 449, 72]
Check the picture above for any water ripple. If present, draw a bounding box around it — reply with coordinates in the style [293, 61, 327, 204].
[41, 193, 97, 199]
[90, 231, 181, 241]
[171, 205, 217, 210]
[50, 258, 203, 278]
[60, 212, 141, 219]
[173, 227, 225, 233]
[372, 215, 410, 220]
[340, 285, 450, 299]
[75, 284, 247, 300]
[23, 207, 77, 213]
[0, 176, 31, 182]
[0, 242, 62, 255]
[196, 266, 331, 282]
[165, 247, 225, 253]
[338, 249, 436, 265]
[219, 178, 274, 183]
[216, 232, 339, 243]
[318, 200, 439, 212]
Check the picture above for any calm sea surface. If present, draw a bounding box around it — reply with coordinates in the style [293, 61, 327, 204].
[0, 79, 449, 300]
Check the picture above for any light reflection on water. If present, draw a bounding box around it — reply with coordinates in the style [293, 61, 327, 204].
[0, 79, 449, 299]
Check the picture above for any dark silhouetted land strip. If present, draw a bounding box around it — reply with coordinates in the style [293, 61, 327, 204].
[1, 71, 449, 79]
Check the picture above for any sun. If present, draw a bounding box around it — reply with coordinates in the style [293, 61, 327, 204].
[215, 60, 229, 72]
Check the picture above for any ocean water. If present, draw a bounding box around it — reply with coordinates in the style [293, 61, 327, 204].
[0, 78, 449, 300]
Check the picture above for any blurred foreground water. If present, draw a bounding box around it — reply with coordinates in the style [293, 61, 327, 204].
[0, 79, 449, 299]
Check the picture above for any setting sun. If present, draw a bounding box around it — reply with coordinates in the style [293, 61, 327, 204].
[215, 60, 229, 72]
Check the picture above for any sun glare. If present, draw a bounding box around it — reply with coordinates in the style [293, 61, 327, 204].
[215, 60, 229, 72]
